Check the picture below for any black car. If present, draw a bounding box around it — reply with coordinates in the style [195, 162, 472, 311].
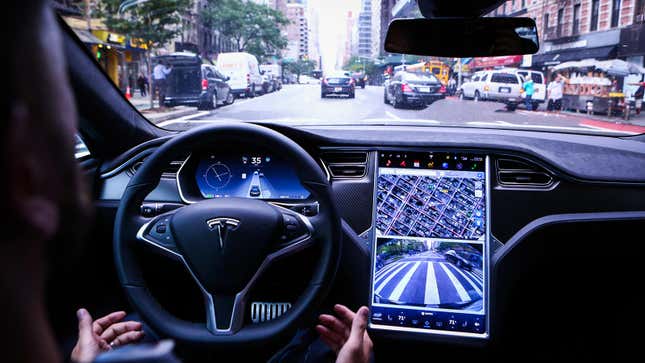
[156, 53, 234, 110]
[384, 71, 446, 108]
[321, 72, 355, 98]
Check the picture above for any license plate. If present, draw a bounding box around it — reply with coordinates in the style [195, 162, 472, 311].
[417, 87, 430, 93]
[334, 87, 342, 92]
[499, 87, 511, 93]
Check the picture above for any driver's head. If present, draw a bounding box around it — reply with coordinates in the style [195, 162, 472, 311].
[2, 1, 91, 260]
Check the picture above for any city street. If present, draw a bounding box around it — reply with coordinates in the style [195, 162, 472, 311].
[147, 84, 645, 135]
[373, 250, 483, 310]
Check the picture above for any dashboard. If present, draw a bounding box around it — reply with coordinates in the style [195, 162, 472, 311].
[96, 124, 645, 350]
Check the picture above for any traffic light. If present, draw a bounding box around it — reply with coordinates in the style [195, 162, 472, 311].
[96, 50, 102, 60]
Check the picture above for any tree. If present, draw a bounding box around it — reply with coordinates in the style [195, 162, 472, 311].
[283, 59, 316, 83]
[202, 0, 289, 61]
[97, 0, 190, 108]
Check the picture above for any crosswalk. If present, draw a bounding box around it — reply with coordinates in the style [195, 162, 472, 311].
[374, 259, 483, 307]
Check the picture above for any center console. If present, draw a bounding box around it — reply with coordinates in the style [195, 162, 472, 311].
[369, 150, 490, 339]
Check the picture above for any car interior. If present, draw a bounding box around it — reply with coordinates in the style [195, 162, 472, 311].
[41, 0, 641, 362]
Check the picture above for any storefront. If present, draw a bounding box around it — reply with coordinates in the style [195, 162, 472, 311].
[92, 30, 147, 91]
[531, 29, 620, 71]
[618, 23, 645, 98]
[470, 55, 522, 70]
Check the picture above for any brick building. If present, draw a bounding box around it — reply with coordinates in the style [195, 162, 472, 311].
[491, 0, 645, 70]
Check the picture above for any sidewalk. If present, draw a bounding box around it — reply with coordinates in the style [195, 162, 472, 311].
[128, 93, 200, 124]
[559, 109, 645, 134]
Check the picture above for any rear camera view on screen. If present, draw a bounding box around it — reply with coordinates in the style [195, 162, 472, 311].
[370, 152, 488, 336]
[374, 239, 483, 312]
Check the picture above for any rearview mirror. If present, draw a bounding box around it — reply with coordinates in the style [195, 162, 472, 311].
[385, 17, 539, 57]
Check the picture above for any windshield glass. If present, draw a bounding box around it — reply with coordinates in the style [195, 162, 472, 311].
[58, 0, 645, 136]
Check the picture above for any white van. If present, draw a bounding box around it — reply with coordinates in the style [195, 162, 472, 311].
[216, 52, 263, 98]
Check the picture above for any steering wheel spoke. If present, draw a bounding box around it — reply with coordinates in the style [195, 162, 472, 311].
[273, 208, 316, 255]
[135, 210, 183, 260]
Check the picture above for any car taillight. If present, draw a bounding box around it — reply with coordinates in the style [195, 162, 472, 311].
[201, 79, 208, 90]
[401, 84, 413, 92]
[440, 85, 446, 93]
[322, 78, 328, 85]
[484, 85, 490, 91]
[349, 78, 355, 85]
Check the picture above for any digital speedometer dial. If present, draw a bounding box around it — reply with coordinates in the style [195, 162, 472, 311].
[203, 162, 232, 190]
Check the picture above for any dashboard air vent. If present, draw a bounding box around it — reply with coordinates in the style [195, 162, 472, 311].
[131, 160, 184, 177]
[321, 151, 368, 178]
[496, 157, 554, 188]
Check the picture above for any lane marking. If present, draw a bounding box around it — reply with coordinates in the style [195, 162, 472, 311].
[424, 262, 440, 305]
[388, 262, 421, 301]
[375, 262, 411, 295]
[385, 111, 402, 120]
[451, 265, 482, 295]
[156, 110, 211, 127]
[375, 262, 401, 280]
[439, 262, 471, 302]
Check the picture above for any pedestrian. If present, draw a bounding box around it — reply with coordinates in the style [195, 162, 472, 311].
[522, 76, 535, 111]
[137, 73, 147, 97]
[448, 77, 456, 96]
[152, 60, 172, 107]
[547, 73, 565, 113]
[634, 82, 644, 115]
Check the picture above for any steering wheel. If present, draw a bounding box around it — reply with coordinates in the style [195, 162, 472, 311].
[113, 123, 341, 347]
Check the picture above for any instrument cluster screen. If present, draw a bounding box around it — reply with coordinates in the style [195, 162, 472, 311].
[194, 152, 310, 200]
[370, 151, 490, 339]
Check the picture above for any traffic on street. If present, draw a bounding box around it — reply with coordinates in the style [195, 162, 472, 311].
[145, 83, 645, 135]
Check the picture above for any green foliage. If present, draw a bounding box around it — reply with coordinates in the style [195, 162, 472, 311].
[97, 0, 189, 49]
[202, 0, 289, 60]
[283, 59, 317, 82]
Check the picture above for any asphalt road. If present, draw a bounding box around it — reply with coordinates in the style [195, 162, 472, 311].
[156, 84, 639, 135]
[374, 250, 483, 310]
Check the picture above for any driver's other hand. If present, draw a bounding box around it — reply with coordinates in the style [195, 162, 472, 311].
[316, 305, 373, 363]
[71, 308, 144, 363]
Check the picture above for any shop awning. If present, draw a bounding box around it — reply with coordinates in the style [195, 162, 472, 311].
[533, 45, 617, 67]
[471, 55, 522, 69]
[72, 28, 104, 45]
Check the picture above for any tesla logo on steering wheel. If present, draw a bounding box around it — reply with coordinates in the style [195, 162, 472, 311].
[206, 217, 240, 249]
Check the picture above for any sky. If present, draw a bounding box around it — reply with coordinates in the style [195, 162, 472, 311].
[308, 0, 361, 72]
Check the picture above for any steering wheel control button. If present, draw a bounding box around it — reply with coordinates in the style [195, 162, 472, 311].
[281, 213, 309, 242]
[155, 223, 167, 234]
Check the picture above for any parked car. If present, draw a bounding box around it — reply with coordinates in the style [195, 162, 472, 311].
[154, 53, 234, 110]
[321, 72, 355, 98]
[216, 52, 263, 98]
[261, 74, 274, 94]
[259, 64, 282, 91]
[384, 71, 446, 108]
[444, 250, 473, 271]
[459, 70, 523, 104]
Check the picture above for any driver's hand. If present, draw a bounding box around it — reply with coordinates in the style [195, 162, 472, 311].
[71, 308, 144, 363]
[316, 305, 373, 363]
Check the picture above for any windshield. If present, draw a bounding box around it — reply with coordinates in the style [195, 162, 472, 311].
[59, 0, 645, 136]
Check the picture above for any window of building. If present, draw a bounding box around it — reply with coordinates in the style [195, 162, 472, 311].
[543, 12, 550, 34]
[590, 0, 600, 31]
[573, 4, 581, 35]
[611, 0, 622, 27]
[522, 0, 526, 8]
[557, 8, 564, 37]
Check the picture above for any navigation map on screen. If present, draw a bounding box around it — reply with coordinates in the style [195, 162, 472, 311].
[370, 151, 489, 337]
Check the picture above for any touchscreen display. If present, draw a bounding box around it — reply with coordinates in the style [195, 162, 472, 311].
[194, 153, 310, 200]
[370, 151, 489, 337]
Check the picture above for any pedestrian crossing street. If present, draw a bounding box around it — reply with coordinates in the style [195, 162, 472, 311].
[374, 257, 483, 307]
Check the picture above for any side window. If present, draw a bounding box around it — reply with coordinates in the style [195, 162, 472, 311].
[532, 73, 544, 83]
[472, 76, 480, 82]
[491, 73, 519, 84]
[482, 74, 489, 82]
[205, 68, 215, 78]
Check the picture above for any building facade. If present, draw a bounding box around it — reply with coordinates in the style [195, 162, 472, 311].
[285, 2, 309, 60]
[490, 0, 645, 69]
[358, 0, 374, 58]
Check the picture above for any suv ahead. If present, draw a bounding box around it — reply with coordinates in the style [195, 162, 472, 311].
[157, 53, 234, 110]
[459, 70, 523, 103]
